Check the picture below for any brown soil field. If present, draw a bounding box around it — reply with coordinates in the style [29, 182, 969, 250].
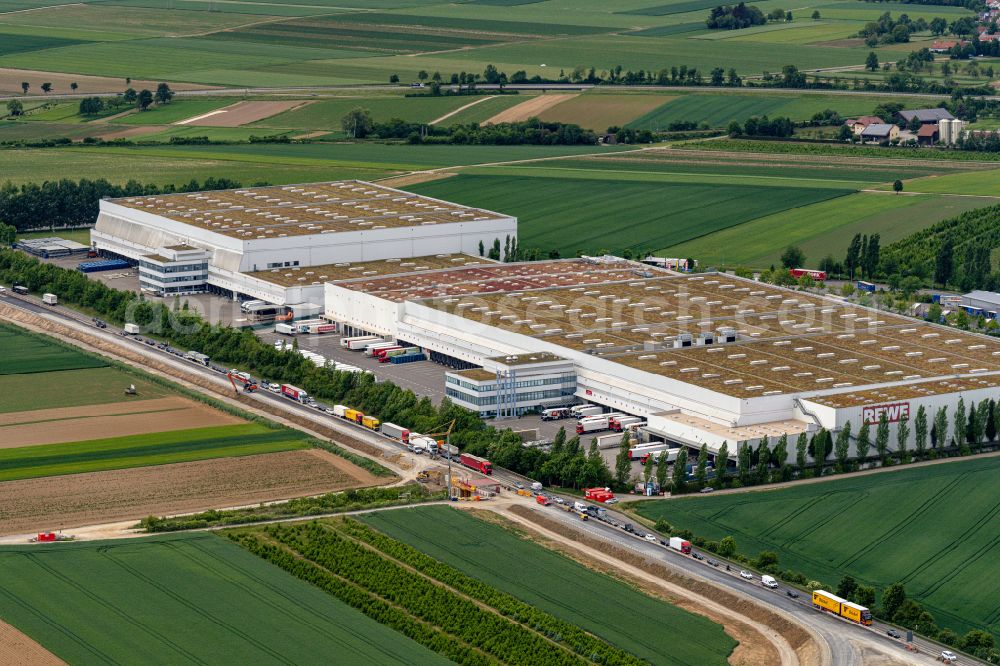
[0, 68, 215, 96]
[484, 93, 577, 124]
[176, 100, 310, 127]
[93, 125, 163, 141]
[0, 619, 63, 666]
[378, 171, 458, 188]
[536, 93, 675, 131]
[0, 397, 242, 448]
[0, 448, 378, 535]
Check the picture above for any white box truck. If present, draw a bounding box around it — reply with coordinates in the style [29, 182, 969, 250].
[123, 323, 141, 335]
[576, 416, 610, 434]
[571, 405, 603, 418]
[669, 537, 692, 554]
[340, 334, 379, 349]
[275, 323, 296, 335]
[42, 293, 58, 306]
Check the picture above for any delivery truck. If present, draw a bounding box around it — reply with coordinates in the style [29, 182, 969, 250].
[123, 323, 141, 335]
[576, 415, 611, 434]
[611, 416, 644, 432]
[628, 442, 674, 461]
[281, 384, 308, 402]
[571, 405, 603, 418]
[366, 344, 400, 358]
[761, 575, 778, 589]
[541, 407, 571, 421]
[381, 422, 410, 443]
[459, 453, 493, 475]
[669, 537, 692, 554]
[340, 334, 380, 349]
[42, 293, 58, 306]
[275, 323, 296, 335]
[812, 590, 872, 626]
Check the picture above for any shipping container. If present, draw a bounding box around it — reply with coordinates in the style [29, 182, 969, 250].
[381, 422, 410, 442]
[281, 384, 308, 402]
[459, 453, 493, 475]
[389, 352, 426, 364]
[77, 258, 130, 273]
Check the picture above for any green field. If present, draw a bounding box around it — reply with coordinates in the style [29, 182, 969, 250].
[255, 94, 492, 129]
[0, 423, 309, 481]
[0, 366, 173, 413]
[408, 171, 852, 254]
[666, 192, 990, 267]
[635, 456, 1000, 638]
[894, 169, 1000, 197]
[361, 506, 736, 664]
[0, 533, 445, 664]
[14, 228, 93, 245]
[112, 98, 235, 125]
[0, 321, 106, 375]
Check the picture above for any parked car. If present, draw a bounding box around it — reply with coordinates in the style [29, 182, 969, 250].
[699, 487, 715, 494]
[739, 570, 753, 580]
[786, 590, 799, 599]
[886, 629, 901, 639]
[605, 498, 619, 504]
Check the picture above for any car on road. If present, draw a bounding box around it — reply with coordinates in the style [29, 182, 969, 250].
[699, 487, 714, 493]
[604, 498, 619, 504]
[707, 559, 719, 567]
[268, 383, 280, 393]
[739, 570, 753, 580]
[144, 338, 156, 346]
[786, 590, 799, 599]
[692, 552, 705, 561]
[886, 629, 901, 639]
[514, 482, 524, 490]
[553, 497, 565, 505]
[940, 650, 958, 663]
[644, 534, 658, 542]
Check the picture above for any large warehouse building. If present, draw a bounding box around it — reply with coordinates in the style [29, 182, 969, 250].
[324, 259, 1000, 462]
[91, 180, 517, 307]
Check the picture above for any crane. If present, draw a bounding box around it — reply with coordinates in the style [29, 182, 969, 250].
[227, 371, 258, 394]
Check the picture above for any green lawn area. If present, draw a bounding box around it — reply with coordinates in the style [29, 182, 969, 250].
[0, 533, 445, 664]
[408, 170, 852, 254]
[15, 228, 93, 245]
[635, 455, 1000, 639]
[894, 169, 1000, 197]
[253, 94, 487, 129]
[0, 366, 172, 413]
[113, 98, 235, 125]
[0, 321, 106, 375]
[0, 423, 310, 481]
[361, 505, 736, 665]
[665, 192, 989, 267]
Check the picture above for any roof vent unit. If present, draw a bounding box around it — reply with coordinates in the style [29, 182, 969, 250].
[697, 331, 715, 346]
[717, 327, 737, 343]
[674, 333, 694, 348]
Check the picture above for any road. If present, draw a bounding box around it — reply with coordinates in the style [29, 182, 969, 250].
[1, 82, 993, 103]
[0, 293, 979, 665]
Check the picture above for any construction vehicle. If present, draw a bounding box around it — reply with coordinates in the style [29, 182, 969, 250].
[124, 384, 137, 396]
[228, 371, 258, 394]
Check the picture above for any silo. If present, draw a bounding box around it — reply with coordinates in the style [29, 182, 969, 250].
[939, 118, 952, 145]
[950, 119, 964, 144]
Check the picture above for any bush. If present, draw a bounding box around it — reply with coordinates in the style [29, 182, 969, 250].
[654, 518, 673, 534]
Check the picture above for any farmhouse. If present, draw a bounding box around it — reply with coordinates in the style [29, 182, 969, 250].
[844, 115, 883, 135]
[917, 123, 939, 145]
[860, 123, 899, 142]
[92, 180, 517, 306]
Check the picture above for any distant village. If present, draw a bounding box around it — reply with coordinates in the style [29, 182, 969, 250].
[845, 107, 963, 145]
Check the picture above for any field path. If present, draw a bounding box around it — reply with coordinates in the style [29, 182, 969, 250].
[484, 93, 577, 124]
[429, 96, 496, 125]
[0, 619, 63, 666]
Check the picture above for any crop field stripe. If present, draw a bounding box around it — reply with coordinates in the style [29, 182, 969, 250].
[905, 499, 1000, 596]
[837, 473, 967, 569]
[758, 492, 834, 539]
[777, 491, 871, 550]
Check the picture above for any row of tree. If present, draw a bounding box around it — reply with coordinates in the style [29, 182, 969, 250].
[0, 177, 243, 232]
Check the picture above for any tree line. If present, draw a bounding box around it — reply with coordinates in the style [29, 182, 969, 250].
[0, 177, 244, 232]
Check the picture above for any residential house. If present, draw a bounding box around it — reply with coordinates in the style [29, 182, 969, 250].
[845, 115, 883, 135]
[860, 123, 899, 142]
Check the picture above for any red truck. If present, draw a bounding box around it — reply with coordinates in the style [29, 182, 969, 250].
[459, 453, 493, 475]
[535, 495, 551, 506]
[584, 488, 615, 503]
[281, 384, 308, 402]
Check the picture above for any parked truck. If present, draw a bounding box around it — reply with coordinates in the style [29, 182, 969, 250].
[611, 416, 644, 432]
[340, 334, 380, 349]
[332, 405, 347, 418]
[123, 323, 141, 335]
[381, 422, 410, 443]
[541, 407, 570, 421]
[275, 323, 296, 335]
[571, 405, 603, 418]
[378, 346, 419, 362]
[668, 537, 692, 554]
[628, 442, 674, 461]
[364, 341, 397, 357]
[348, 337, 381, 351]
[576, 415, 611, 434]
[185, 351, 210, 366]
[281, 384, 308, 402]
[459, 453, 493, 475]
[410, 435, 436, 454]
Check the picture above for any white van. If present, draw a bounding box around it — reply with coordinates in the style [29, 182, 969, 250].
[761, 575, 778, 589]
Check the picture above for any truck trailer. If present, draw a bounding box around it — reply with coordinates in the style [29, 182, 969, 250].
[812, 591, 872, 626]
[340, 334, 380, 349]
[459, 453, 493, 475]
[576, 415, 611, 434]
[275, 323, 296, 335]
[571, 405, 603, 418]
[381, 422, 410, 443]
[185, 351, 210, 366]
[628, 442, 675, 461]
[611, 416, 644, 432]
[668, 537, 692, 554]
[364, 341, 397, 357]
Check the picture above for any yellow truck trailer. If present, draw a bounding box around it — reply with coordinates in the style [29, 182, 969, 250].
[812, 590, 872, 626]
[361, 415, 380, 430]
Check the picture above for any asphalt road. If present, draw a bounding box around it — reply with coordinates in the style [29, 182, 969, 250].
[1, 293, 979, 666]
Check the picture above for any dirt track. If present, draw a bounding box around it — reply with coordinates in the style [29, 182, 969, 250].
[0, 396, 242, 448]
[0, 448, 373, 535]
[0, 619, 63, 666]
[499, 504, 822, 666]
[176, 100, 309, 127]
[484, 93, 576, 124]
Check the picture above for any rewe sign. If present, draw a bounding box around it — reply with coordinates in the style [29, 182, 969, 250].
[862, 402, 910, 424]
